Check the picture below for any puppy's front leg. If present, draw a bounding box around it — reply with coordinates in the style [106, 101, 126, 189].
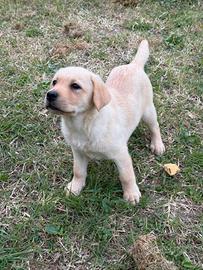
[114, 149, 141, 205]
[65, 148, 88, 196]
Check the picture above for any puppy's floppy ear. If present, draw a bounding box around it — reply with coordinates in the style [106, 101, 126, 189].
[91, 75, 111, 111]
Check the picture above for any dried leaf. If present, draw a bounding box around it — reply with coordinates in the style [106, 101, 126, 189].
[164, 163, 180, 176]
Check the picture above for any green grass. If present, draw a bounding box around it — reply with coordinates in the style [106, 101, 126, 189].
[25, 27, 43, 37]
[0, 0, 202, 269]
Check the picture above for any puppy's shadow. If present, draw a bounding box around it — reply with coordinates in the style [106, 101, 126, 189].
[128, 124, 150, 156]
[86, 159, 121, 196]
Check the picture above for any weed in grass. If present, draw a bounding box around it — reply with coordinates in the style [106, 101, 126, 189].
[91, 49, 109, 61]
[124, 19, 153, 32]
[164, 33, 184, 49]
[25, 27, 43, 37]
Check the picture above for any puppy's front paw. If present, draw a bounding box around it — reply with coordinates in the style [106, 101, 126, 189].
[123, 186, 141, 205]
[150, 140, 165, 155]
[65, 179, 85, 196]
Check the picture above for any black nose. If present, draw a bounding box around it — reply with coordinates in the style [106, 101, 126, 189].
[46, 90, 58, 102]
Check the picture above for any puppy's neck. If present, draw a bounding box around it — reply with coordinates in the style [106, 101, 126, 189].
[61, 106, 97, 131]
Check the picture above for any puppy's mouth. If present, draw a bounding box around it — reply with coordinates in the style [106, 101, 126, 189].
[46, 103, 64, 112]
[46, 103, 75, 114]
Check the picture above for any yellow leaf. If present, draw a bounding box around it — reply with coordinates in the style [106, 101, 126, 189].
[164, 163, 180, 176]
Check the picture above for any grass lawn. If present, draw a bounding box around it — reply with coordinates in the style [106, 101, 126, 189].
[0, 0, 202, 269]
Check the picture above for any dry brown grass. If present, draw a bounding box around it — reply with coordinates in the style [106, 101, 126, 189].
[131, 234, 177, 270]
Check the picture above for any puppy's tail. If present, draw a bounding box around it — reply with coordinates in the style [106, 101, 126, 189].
[131, 39, 149, 69]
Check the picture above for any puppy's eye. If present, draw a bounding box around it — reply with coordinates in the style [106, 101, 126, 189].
[70, 83, 81, 90]
[52, 80, 57, 86]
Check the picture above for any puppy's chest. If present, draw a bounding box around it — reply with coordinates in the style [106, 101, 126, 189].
[62, 124, 107, 159]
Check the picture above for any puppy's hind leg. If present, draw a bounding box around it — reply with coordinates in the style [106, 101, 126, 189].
[142, 104, 165, 155]
[114, 148, 141, 205]
[65, 148, 88, 196]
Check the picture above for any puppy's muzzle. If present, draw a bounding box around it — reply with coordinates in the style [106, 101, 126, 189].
[46, 90, 58, 102]
[45, 90, 75, 114]
[45, 90, 60, 111]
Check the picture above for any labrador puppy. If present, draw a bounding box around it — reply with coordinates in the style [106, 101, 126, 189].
[45, 40, 165, 204]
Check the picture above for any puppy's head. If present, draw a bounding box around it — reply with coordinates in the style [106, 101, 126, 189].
[45, 67, 111, 116]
